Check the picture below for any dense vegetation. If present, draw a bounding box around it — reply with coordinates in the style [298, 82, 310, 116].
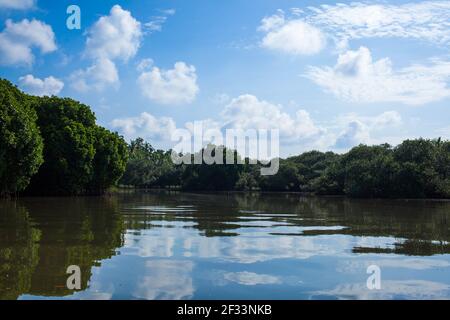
[2, 78, 450, 199]
[120, 138, 450, 199]
[0, 80, 43, 196]
[0, 79, 128, 196]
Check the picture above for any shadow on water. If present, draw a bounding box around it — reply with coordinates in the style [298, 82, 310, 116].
[1, 191, 450, 299]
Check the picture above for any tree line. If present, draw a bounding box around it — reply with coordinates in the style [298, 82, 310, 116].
[2, 78, 450, 198]
[120, 138, 450, 199]
[0, 79, 128, 196]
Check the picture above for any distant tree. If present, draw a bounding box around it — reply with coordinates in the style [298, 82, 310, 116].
[393, 139, 449, 198]
[0, 79, 43, 196]
[182, 145, 243, 191]
[260, 160, 303, 191]
[340, 144, 398, 197]
[311, 160, 345, 195]
[287, 151, 340, 191]
[107, 134, 450, 199]
[235, 170, 259, 191]
[120, 138, 178, 188]
[434, 139, 450, 196]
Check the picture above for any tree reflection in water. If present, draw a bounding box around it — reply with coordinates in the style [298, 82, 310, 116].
[0, 198, 124, 299]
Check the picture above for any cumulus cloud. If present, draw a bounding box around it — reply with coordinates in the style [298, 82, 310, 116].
[85, 5, 142, 61]
[221, 94, 324, 144]
[71, 5, 141, 92]
[110, 95, 404, 154]
[0, 18, 56, 66]
[0, 0, 35, 10]
[259, 10, 326, 55]
[334, 111, 403, 149]
[334, 121, 370, 149]
[18, 74, 64, 96]
[137, 61, 199, 105]
[306, 46, 450, 105]
[70, 57, 119, 92]
[111, 112, 177, 142]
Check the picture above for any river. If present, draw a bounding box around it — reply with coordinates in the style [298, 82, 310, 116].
[1, 192, 449, 300]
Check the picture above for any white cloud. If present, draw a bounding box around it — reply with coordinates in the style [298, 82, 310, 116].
[70, 58, 119, 92]
[136, 58, 154, 72]
[334, 120, 370, 149]
[85, 5, 142, 62]
[333, 111, 403, 149]
[137, 61, 199, 105]
[260, 2, 450, 54]
[144, 17, 167, 33]
[306, 46, 450, 105]
[0, 0, 35, 10]
[0, 18, 56, 66]
[258, 9, 286, 32]
[307, 1, 450, 48]
[221, 94, 324, 144]
[111, 94, 405, 154]
[72, 5, 141, 92]
[18, 74, 64, 96]
[144, 8, 176, 33]
[372, 111, 403, 127]
[161, 8, 176, 16]
[259, 11, 326, 55]
[111, 112, 177, 142]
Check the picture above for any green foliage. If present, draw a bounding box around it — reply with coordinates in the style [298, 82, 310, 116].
[260, 159, 303, 191]
[26, 97, 96, 195]
[314, 139, 450, 198]
[120, 138, 450, 199]
[340, 144, 398, 197]
[120, 138, 180, 188]
[182, 145, 243, 191]
[392, 139, 450, 198]
[3, 77, 449, 199]
[24, 96, 128, 195]
[89, 127, 129, 194]
[235, 167, 260, 191]
[257, 151, 340, 192]
[289, 151, 340, 182]
[287, 151, 341, 191]
[0, 79, 43, 196]
[0, 79, 128, 196]
[311, 161, 345, 195]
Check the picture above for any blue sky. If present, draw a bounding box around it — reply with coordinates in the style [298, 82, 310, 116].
[1, 0, 450, 157]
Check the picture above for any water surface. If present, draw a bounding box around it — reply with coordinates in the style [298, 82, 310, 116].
[1, 192, 450, 300]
